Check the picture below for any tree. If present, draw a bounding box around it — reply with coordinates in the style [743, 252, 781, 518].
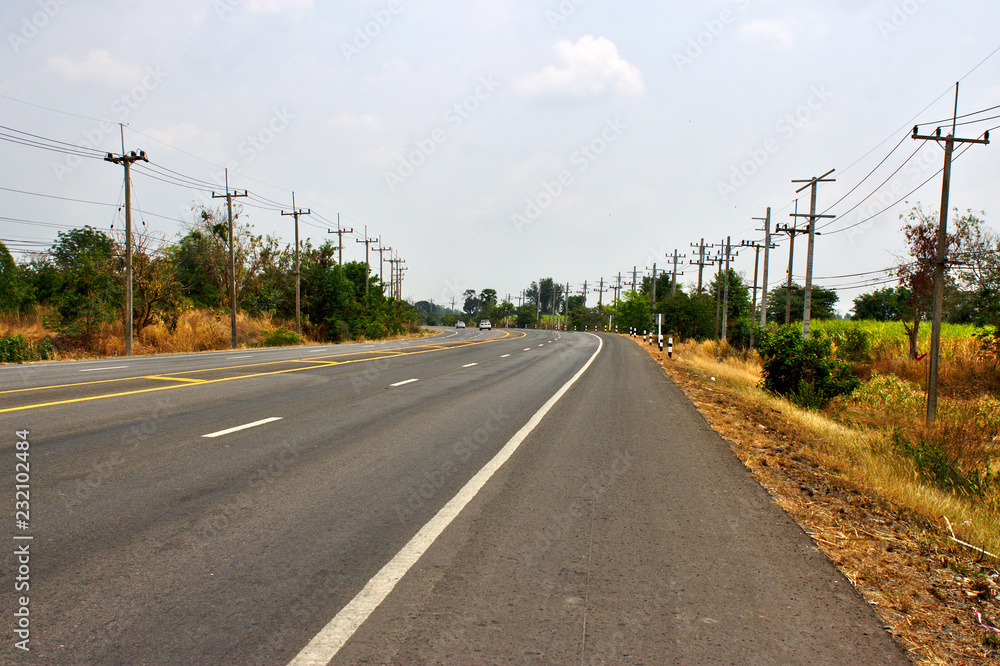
[851, 286, 909, 321]
[48, 226, 119, 339]
[766, 283, 839, 323]
[110, 227, 184, 330]
[708, 268, 752, 342]
[515, 303, 537, 328]
[614, 290, 652, 333]
[952, 210, 1000, 327]
[897, 204, 962, 358]
[0, 242, 31, 314]
[462, 289, 480, 316]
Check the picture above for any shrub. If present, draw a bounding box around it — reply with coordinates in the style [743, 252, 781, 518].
[0, 334, 55, 363]
[261, 327, 301, 347]
[756, 326, 860, 408]
[837, 326, 873, 363]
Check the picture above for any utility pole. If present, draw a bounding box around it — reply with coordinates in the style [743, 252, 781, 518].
[631, 266, 638, 293]
[646, 263, 657, 305]
[210, 169, 247, 349]
[105, 143, 148, 356]
[912, 83, 990, 422]
[595, 278, 606, 307]
[281, 192, 311, 336]
[356, 226, 377, 302]
[326, 215, 354, 265]
[667, 249, 686, 296]
[740, 234, 773, 349]
[720, 237, 737, 342]
[375, 241, 392, 294]
[791, 169, 836, 338]
[689, 239, 714, 294]
[580, 280, 588, 308]
[775, 200, 809, 326]
[753, 208, 773, 326]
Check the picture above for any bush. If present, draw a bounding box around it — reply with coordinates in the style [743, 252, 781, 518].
[0, 334, 55, 363]
[836, 326, 873, 363]
[261, 327, 301, 347]
[756, 326, 861, 408]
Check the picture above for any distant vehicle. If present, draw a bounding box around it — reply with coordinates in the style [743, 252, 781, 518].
[479, 319, 492, 330]
[456, 321, 466, 328]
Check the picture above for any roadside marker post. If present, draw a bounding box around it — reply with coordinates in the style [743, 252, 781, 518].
[668, 337, 673, 359]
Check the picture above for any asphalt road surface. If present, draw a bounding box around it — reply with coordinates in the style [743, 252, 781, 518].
[0, 328, 909, 664]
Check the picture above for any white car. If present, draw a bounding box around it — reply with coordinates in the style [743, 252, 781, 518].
[479, 320, 492, 330]
[456, 321, 466, 328]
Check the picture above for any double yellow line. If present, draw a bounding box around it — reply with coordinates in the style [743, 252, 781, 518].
[1, 331, 524, 413]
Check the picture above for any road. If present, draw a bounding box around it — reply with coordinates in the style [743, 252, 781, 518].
[0, 328, 909, 664]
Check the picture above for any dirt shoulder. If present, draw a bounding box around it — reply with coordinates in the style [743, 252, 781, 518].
[634, 338, 1000, 665]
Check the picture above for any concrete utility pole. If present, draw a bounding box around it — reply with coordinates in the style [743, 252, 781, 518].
[375, 241, 392, 293]
[595, 278, 606, 307]
[631, 266, 638, 293]
[667, 249, 686, 296]
[580, 280, 588, 308]
[791, 169, 836, 339]
[912, 83, 990, 422]
[326, 215, 354, 266]
[689, 239, 715, 294]
[775, 199, 809, 326]
[720, 237, 737, 342]
[106, 145, 148, 356]
[740, 235, 773, 349]
[356, 226, 377, 302]
[753, 208, 773, 326]
[281, 192, 311, 336]
[646, 264, 657, 304]
[210, 169, 247, 349]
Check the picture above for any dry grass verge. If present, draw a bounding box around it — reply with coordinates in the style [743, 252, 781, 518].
[632, 335, 1000, 665]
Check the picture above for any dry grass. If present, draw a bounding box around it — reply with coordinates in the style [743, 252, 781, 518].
[642, 336, 1000, 664]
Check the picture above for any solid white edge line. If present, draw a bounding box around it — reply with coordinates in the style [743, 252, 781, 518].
[389, 378, 419, 387]
[202, 417, 283, 438]
[286, 334, 603, 666]
[79, 365, 129, 372]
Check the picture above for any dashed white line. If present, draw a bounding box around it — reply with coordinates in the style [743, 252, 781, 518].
[79, 366, 128, 372]
[389, 378, 419, 387]
[202, 417, 283, 438]
[286, 334, 604, 665]
[500, 354, 510, 358]
[523, 348, 531, 352]
[462, 363, 478, 368]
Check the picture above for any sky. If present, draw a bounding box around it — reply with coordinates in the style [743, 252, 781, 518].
[2, 0, 998, 316]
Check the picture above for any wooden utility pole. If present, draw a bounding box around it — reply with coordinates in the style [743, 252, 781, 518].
[210, 169, 247, 349]
[281, 192, 311, 336]
[912, 83, 990, 422]
[791, 169, 836, 338]
[105, 145, 148, 356]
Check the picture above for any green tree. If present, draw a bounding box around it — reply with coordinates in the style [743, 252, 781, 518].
[48, 226, 119, 338]
[756, 326, 860, 409]
[515, 303, 537, 328]
[0, 242, 31, 314]
[766, 283, 839, 323]
[614, 290, 652, 333]
[851, 286, 909, 321]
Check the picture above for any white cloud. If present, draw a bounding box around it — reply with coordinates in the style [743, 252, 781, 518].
[515, 36, 644, 100]
[328, 113, 384, 133]
[47, 50, 145, 87]
[740, 19, 796, 48]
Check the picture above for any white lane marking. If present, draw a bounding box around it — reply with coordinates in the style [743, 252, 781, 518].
[523, 348, 531, 351]
[537, 344, 544, 347]
[202, 417, 283, 438]
[79, 366, 128, 372]
[462, 363, 478, 368]
[287, 334, 604, 665]
[227, 355, 253, 359]
[389, 378, 419, 387]
[500, 354, 510, 358]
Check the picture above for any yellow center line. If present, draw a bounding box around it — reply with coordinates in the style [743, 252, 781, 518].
[0, 330, 527, 413]
[143, 375, 207, 384]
